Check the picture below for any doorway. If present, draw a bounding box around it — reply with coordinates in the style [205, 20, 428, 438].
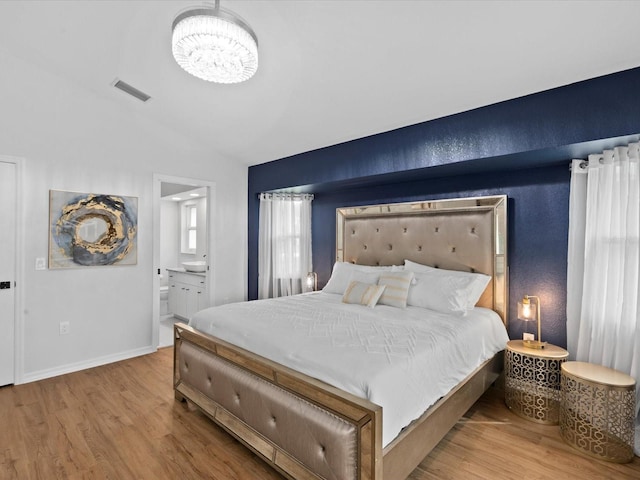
[152, 174, 215, 349]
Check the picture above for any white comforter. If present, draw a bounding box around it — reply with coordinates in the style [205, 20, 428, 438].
[189, 292, 509, 446]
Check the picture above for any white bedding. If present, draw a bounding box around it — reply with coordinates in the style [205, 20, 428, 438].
[189, 292, 509, 447]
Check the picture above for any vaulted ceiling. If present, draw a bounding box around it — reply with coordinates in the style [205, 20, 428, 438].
[1, 1, 639, 166]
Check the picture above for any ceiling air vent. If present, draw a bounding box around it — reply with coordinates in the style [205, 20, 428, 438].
[112, 79, 151, 103]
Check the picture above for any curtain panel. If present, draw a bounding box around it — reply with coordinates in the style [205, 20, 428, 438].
[566, 143, 640, 454]
[258, 193, 313, 299]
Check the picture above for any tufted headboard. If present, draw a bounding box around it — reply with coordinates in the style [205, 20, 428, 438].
[336, 195, 508, 324]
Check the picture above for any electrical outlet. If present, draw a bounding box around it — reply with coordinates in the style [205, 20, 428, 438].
[59, 321, 70, 335]
[35, 257, 46, 270]
[523, 332, 534, 341]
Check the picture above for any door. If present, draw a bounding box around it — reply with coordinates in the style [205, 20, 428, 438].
[0, 161, 16, 386]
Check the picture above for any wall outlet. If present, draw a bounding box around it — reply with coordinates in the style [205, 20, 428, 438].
[59, 321, 70, 335]
[35, 257, 46, 270]
[523, 332, 534, 341]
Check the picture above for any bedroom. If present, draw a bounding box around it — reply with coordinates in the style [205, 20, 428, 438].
[1, 0, 639, 478]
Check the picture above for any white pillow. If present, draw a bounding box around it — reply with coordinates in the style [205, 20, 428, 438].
[342, 281, 386, 308]
[322, 262, 402, 294]
[377, 270, 414, 308]
[404, 259, 491, 314]
[349, 270, 382, 285]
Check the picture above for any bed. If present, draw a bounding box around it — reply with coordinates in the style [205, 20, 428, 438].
[174, 195, 508, 480]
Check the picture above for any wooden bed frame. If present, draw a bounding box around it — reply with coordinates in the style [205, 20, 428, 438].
[174, 195, 508, 480]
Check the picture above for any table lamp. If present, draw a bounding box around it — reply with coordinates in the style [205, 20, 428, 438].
[518, 295, 546, 349]
[306, 272, 317, 292]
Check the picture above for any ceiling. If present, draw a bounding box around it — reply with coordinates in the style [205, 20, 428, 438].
[1, 1, 639, 167]
[161, 183, 207, 200]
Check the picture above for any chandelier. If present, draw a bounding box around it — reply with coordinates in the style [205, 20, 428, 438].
[172, 1, 258, 84]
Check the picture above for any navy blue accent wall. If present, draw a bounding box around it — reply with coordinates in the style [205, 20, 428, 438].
[250, 67, 640, 193]
[248, 66, 640, 350]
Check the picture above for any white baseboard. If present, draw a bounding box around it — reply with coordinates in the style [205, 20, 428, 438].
[18, 345, 157, 385]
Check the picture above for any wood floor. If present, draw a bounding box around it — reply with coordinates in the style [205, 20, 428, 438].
[1, 348, 639, 480]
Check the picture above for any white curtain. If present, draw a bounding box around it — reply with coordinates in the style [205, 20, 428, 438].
[258, 193, 313, 299]
[566, 143, 640, 455]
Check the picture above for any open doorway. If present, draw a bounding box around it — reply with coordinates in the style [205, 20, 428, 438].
[153, 174, 215, 349]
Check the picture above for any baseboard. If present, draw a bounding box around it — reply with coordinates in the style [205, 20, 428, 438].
[19, 345, 157, 385]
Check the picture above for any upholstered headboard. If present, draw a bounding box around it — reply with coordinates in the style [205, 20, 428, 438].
[336, 195, 508, 323]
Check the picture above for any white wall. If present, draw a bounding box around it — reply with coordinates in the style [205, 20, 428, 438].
[196, 196, 207, 261]
[160, 199, 179, 288]
[0, 48, 248, 383]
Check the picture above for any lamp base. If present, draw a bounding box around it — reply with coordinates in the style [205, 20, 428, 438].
[523, 339, 547, 349]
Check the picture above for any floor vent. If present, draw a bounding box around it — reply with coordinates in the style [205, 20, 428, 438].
[112, 79, 151, 102]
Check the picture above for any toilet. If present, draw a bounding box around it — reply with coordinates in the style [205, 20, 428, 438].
[160, 285, 169, 315]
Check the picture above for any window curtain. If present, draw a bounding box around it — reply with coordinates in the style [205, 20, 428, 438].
[258, 193, 313, 299]
[566, 143, 640, 455]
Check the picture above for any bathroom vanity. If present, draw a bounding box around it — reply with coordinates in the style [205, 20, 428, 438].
[166, 268, 208, 320]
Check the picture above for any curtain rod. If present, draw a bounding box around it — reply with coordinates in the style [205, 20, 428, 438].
[569, 157, 602, 171]
[258, 192, 314, 200]
[570, 141, 640, 170]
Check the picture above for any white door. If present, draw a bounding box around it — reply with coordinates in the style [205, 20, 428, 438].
[0, 161, 16, 386]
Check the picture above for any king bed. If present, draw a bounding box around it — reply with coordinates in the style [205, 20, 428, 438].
[174, 195, 509, 480]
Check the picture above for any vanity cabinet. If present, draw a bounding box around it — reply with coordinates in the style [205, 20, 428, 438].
[167, 270, 208, 320]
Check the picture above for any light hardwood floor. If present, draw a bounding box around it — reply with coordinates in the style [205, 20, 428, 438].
[1, 348, 639, 480]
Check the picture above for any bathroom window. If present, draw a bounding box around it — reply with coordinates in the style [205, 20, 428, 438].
[182, 203, 197, 254]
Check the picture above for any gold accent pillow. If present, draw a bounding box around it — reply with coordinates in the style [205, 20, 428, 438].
[342, 281, 386, 308]
[377, 270, 414, 308]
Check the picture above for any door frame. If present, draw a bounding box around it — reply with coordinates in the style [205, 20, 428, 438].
[152, 173, 216, 349]
[0, 155, 24, 385]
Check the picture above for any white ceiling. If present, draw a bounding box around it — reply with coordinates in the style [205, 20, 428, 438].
[1, 0, 639, 167]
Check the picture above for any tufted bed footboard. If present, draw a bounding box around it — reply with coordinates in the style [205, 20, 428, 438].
[174, 323, 383, 480]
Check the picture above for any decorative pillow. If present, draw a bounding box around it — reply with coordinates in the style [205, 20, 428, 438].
[322, 262, 402, 294]
[404, 260, 491, 314]
[342, 281, 386, 308]
[377, 270, 414, 308]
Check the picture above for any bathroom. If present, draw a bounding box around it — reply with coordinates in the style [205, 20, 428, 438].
[159, 182, 209, 346]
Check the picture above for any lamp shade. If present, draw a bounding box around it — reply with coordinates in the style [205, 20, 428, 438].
[517, 297, 537, 321]
[306, 272, 318, 292]
[172, 5, 258, 84]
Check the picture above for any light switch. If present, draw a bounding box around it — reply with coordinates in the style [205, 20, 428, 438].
[35, 257, 46, 270]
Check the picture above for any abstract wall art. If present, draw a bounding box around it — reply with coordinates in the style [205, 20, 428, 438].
[49, 190, 138, 268]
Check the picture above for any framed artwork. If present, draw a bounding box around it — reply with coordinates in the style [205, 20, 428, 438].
[49, 190, 138, 269]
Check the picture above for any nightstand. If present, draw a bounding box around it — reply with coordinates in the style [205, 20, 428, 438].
[504, 340, 569, 424]
[560, 361, 636, 463]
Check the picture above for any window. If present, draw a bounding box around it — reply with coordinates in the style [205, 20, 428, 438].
[182, 203, 197, 254]
[258, 193, 313, 298]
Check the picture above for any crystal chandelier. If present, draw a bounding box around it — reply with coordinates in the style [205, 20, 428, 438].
[172, 1, 258, 84]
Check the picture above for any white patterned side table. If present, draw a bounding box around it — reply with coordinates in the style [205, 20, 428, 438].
[504, 340, 568, 424]
[560, 361, 636, 463]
